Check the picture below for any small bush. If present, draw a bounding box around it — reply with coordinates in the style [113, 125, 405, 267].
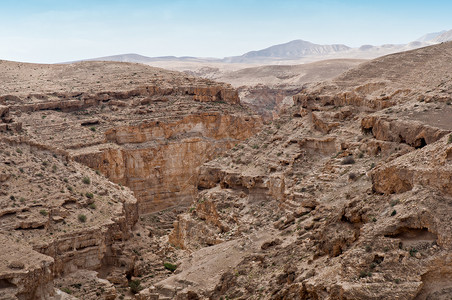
[359, 270, 372, 278]
[164, 262, 177, 272]
[63, 178, 68, 183]
[10, 195, 15, 201]
[348, 172, 357, 181]
[448, 134, 452, 144]
[78, 214, 87, 223]
[341, 156, 355, 165]
[61, 287, 72, 294]
[390, 199, 399, 207]
[129, 279, 143, 294]
[89, 126, 96, 132]
[409, 248, 418, 257]
[390, 210, 397, 216]
[67, 186, 73, 192]
[89, 203, 96, 209]
[40, 210, 48, 216]
[82, 177, 90, 184]
[85, 192, 94, 199]
[16, 148, 22, 154]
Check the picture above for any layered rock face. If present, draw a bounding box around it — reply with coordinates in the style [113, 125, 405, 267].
[0, 138, 138, 299]
[0, 235, 54, 300]
[4, 41, 452, 299]
[72, 112, 261, 213]
[0, 60, 261, 215]
[154, 42, 452, 299]
[0, 60, 262, 299]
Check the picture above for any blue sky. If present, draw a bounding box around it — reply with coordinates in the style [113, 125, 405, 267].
[0, 0, 451, 63]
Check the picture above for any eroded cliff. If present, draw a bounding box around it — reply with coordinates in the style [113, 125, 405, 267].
[0, 137, 138, 299]
[0, 61, 261, 215]
[3, 41, 452, 299]
[152, 42, 452, 299]
[0, 60, 262, 299]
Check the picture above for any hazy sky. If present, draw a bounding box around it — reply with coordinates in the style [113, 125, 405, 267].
[1, 0, 451, 63]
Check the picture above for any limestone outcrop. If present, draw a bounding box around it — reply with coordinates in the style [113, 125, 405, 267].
[0, 138, 138, 299]
[0, 61, 261, 215]
[72, 112, 261, 213]
[0, 59, 262, 299]
[0, 235, 54, 300]
[3, 42, 452, 299]
[371, 135, 452, 195]
[158, 42, 452, 299]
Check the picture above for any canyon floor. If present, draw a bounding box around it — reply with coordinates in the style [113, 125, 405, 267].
[1, 42, 452, 300]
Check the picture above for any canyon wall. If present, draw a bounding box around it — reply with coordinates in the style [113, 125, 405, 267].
[0, 137, 139, 299]
[0, 61, 263, 299]
[72, 113, 262, 213]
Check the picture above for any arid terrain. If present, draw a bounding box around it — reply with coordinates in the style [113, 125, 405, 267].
[1, 40, 452, 300]
[80, 30, 452, 121]
[148, 59, 365, 119]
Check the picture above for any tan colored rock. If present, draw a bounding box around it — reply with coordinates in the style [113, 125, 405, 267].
[72, 112, 261, 213]
[299, 137, 338, 155]
[168, 214, 222, 250]
[159, 43, 452, 299]
[54, 270, 117, 300]
[0, 235, 55, 300]
[361, 115, 449, 147]
[0, 105, 9, 119]
[0, 139, 138, 299]
[312, 111, 340, 133]
[372, 135, 452, 195]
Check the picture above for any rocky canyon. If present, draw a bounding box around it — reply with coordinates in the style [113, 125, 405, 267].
[1, 41, 452, 300]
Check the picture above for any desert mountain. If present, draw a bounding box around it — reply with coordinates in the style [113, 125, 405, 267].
[66, 53, 211, 64]
[70, 29, 451, 66]
[415, 30, 447, 42]
[223, 39, 351, 63]
[301, 40, 452, 99]
[430, 29, 452, 42]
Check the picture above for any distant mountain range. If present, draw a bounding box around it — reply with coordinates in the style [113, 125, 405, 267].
[70, 29, 452, 65]
[222, 40, 351, 63]
[415, 30, 447, 42]
[431, 29, 452, 42]
[74, 53, 217, 63]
